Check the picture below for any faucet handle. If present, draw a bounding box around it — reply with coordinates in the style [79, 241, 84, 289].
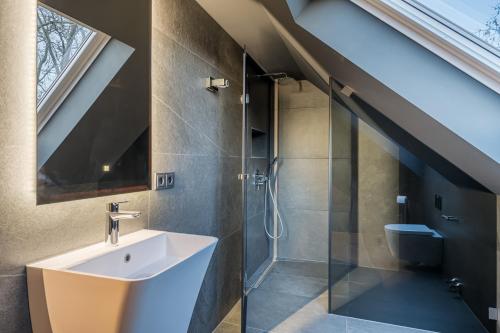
[108, 201, 129, 212]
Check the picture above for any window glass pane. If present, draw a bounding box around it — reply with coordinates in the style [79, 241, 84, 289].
[36, 5, 93, 105]
[406, 0, 500, 52]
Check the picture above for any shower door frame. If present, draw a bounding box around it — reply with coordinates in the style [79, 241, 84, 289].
[240, 50, 249, 333]
[327, 76, 334, 313]
[239, 66, 337, 330]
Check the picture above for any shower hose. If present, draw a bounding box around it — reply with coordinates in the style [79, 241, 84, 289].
[263, 159, 284, 239]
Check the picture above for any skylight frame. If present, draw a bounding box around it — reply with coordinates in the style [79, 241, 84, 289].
[36, 3, 111, 131]
[402, 0, 500, 57]
[350, 0, 500, 94]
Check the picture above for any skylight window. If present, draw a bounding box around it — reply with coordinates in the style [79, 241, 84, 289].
[36, 5, 93, 105]
[404, 0, 500, 55]
[36, 4, 110, 130]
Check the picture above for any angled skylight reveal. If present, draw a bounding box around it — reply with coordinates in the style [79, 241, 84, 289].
[36, 5, 93, 105]
[404, 0, 500, 55]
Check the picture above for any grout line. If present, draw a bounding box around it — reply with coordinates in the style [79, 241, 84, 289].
[152, 152, 212, 158]
[276, 207, 330, 212]
[277, 157, 332, 160]
[279, 106, 330, 110]
[152, 27, 242, 87]
[218, 227, 242, 243]
[0, 274, 25, 278]
[152, 95, 234, 158]
[277, 258, 329, 264]
[152, 152, 241, 159]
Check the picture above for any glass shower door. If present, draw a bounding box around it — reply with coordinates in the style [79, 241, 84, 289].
[327, 83, 496, 333]
[240, 51, 275, 333]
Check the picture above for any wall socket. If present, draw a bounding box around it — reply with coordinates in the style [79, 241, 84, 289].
[155, 172, 175, 190]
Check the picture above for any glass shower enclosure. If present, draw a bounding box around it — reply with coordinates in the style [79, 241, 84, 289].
[239, 52, 496, 333]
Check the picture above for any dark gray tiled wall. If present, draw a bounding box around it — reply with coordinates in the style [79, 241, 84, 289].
[497, 196, 500, 333]
[277, 79, 331, 262]
[0, 0, 245, 332]
[421, 166, 497, 332]
[152, 0, 244, 331]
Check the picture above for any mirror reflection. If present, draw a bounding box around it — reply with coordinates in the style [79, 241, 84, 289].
[36, 1, 150, 204]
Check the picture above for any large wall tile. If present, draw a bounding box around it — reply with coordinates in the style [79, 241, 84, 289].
[152, 29, 242, 157]
[278, 158, 329, 211]
[246, 213, 271, 277]
[152, 0, 242, 84]
[152, 97, 219, 156]
[278, 79, 329, 110]
[279, 107, 329, 159]
[278, 209, 328, 262]
[150, 153, 241, 239]
[189, 229, 242, 333]
[422, 166, 497, 330]
[275, 79, 349, 263]
[0, 275, 31, 333]
[246, 158, 268, 219]
[332, 102, 353, 159]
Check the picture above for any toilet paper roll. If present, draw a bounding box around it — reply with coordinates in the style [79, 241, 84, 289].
[397, 195, 408, 204]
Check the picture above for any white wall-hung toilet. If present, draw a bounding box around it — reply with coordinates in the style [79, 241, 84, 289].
[384, 224, 443, 266]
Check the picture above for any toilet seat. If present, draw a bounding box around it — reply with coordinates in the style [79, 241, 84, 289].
[384, 224, 442, 238]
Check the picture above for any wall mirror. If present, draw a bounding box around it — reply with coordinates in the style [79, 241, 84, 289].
[36, 0, 151, 204]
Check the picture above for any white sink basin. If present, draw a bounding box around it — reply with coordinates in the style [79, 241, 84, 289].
[27, 229, 218, 333]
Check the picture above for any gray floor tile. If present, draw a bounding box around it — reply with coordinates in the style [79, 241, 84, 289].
[257, 272, 327, 298]
[335, 267, 488, 333]
[243, 261, 486, 333]
[347, 317, 435, 333]
[246, 288, 318, 331]
[271, 312, 347, 333]
[214, 321, 241, 333]
[272, 260, 328, 279]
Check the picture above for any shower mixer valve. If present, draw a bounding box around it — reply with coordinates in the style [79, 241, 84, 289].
[253, 170, 268, 190]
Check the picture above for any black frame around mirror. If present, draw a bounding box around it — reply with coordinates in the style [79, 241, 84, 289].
[36, 0, 151, 204]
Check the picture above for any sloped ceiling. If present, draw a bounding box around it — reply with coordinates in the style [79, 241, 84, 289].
[196, 0, 500, 194]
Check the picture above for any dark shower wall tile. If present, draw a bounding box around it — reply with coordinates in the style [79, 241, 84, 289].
[276, 79, 336, 263]
[247, 158, 269, 219]
[278, 80, 329, 110]
[278, 158, 329, 211]
[279, 106, 329, 159]
[152, 97, 220, 156]
[189, 229, 242, 333]
[0, 275, 31, 333]
[421, 166, 497, 331]
[152, 0, 242, 84]
[150, 2, 245, 331]
[278, 209, 329, 262]
[150, 153, 241, 240]
[246, 213, 271, 277]
[152, 28, 242, 157]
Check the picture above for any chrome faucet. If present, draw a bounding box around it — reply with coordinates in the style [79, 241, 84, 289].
[106, 201, 141, 246]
